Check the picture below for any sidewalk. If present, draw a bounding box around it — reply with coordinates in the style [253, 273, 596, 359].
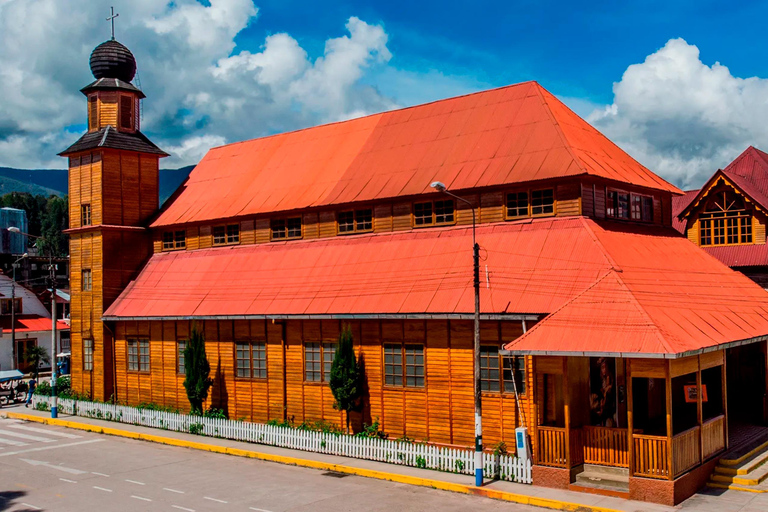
[1, 405, 673, 512]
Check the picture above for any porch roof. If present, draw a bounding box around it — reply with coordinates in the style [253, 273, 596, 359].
[502, 220, 768, 358]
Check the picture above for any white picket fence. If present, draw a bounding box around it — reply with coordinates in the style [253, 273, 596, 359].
[33, 396, 531, 483]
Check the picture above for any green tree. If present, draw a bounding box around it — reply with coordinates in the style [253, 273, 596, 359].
[183, 326, 212, 414]
[24, 344, 50, 381]
[329, 325, 363, 433]
[39, 196, 69, 256]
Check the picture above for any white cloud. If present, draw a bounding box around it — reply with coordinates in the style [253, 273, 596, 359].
[590, 38, 768, 190]
[0, 0, 398, 169]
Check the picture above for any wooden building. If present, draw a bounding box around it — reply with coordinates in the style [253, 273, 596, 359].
[62, 39, 768, 505]
[674, 146, 768, 288]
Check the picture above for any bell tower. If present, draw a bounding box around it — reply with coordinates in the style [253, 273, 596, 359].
[60, 37, 168, 401]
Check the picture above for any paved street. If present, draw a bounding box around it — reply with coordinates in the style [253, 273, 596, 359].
[0, 416, 541, 512]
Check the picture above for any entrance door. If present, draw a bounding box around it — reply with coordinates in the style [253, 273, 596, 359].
[727, 343, 766, 426]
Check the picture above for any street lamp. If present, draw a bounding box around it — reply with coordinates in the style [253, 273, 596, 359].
[10, 252, 28, 371]
[9, 227, 58, 419]
[430, 181, 483, 487]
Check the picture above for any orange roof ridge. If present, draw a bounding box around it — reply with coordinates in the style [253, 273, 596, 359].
[578, 216, 622, 272]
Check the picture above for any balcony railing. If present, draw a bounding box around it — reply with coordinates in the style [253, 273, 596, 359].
[583, 426, 629, 467]
[701, 415, 726, 460]
[632, 434, 669, 479]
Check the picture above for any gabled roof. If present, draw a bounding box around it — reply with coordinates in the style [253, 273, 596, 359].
[152, 81, 680, 228]
[672, 189, 699, 234]
[105, 216, 768, 357]
[59, 126, 168, 157]
[502, 218, 768, 358]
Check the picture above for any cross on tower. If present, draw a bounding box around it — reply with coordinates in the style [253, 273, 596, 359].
[106, 6, 119, 40]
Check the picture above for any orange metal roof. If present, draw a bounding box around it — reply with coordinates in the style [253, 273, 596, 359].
[106, 217, 768, 356]
[152, 82, 680, 228]
[0, 316, 70, 333]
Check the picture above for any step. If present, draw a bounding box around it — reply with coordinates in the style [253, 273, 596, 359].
[707, 481, 768, 493]
[581, 463, 629, 477]
[720, 431, 768, 466]
[715, 447, 768, 476]
[710, 460, 768, 486]
[575, 468, 629, 493]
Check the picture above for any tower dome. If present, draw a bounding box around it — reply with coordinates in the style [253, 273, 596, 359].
[89, 40, 136, 83]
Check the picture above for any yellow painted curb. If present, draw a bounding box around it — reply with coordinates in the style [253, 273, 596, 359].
[2, 411, 623, 512]
[719, 439, 768, 467]
[710, 473, 767, 486]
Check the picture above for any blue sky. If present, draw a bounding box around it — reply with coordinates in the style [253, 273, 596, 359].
[1, 0, 768, 188]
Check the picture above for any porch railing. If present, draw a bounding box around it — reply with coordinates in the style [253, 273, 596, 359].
[673, 426, 701, 477]
[583, 426, 629, 467]
[537, 426, 567, 467]
[701, 415, 726, 460]
[632, 434, 669, 479]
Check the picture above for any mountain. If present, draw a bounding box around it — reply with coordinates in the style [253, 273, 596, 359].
[0, 165, 195, 203]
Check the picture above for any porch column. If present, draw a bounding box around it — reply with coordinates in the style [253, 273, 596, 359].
[696, 356, 703, 467]
[722, 354, 729, 449]
[666, 360, 673, 480]
[563, 357, 571, 469]
[627, 360, 634, 477]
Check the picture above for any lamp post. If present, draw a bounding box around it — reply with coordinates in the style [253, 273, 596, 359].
[430, 181, 483, 487]
[9, 227, 57, 419]
[10, 252, 28, 371]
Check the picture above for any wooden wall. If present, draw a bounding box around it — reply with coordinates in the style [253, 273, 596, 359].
[110, 318, 534, 448]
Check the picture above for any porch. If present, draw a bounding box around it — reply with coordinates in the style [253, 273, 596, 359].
[531, 350, 730, 498]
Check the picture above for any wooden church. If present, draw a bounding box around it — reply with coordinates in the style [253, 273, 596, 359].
[62, 38, 768, 505]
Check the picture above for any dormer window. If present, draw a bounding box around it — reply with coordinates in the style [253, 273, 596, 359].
[271, 217, 302, 240]
[414, 200, 454, 227]
[699, 190, 752, 246]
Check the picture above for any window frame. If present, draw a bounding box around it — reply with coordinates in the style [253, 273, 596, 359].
[177, 339, 186, 375]
[81, 204, 92, 226]
[213, 224, 240, 246]
[127, 338, 150, 373]
[505, 188, 556, 220]
[162, 230, 186, 251]
[607, 188, 655, 222]
[384, 343, 425, 388]
[337, 208, 374, 235]
[119, 95, 133, 130]
[480, 345, 526, 395]
[530, 188, 556, 217]
[235, 341, 268, 379]
[303, 341, 336, 383]
[88, 95, 98, 131]
[413, 200, 455, 228]
[83, 338, 94, 372]
[699, 189, 754, 247]
[82, 269, 92, 292]
[0, 298, 22, 315]
[271, 217, 303, 241]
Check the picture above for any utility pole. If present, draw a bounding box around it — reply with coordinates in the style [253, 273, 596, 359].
[431, 181, 483, 487]
[10, 253, 28, 371]
[47, 253, 58, 419]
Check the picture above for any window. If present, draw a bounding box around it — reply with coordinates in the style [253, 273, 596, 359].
[338, 209, 373, 234]
[81, 204, 92, 226]
[120, 96, 133, 130]
[629, 194, 654, 222]
[606, 190, 630, 219]
[82, 269, 92, 291]
[384, 344, 424, 387]
[163, 230, 186, 250]
[303, 342, 336, 382]
[0, 298, 21, 315]
[480, 346, 526, 394]
[88, 95, 98, 130]
[531, 189, 555, 216]
[271, 217, 302, 240]
[700, 190, 753, 246]
[177, 340, 186, 375]
[213, 224, 239, 245]
[84, 338, 94, 371]
[127, 339, 149, 372]
[414, 200, 454, 227]
[236, 341, 267, 379]
[506, 191, 529, 218]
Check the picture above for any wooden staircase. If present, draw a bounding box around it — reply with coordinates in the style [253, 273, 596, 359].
[709, 431, 768, 492]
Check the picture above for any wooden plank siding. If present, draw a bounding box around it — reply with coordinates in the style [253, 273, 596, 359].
[108, 318, 531, 448]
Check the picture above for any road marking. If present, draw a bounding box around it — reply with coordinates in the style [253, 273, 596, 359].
[92, 472, 110, 477]
[0, 438, 103, 457]
[59, 478, 77, 483]
[20, 504, 41, 510]
[0, 429, 54, 443]
[204, 496, 228, 504]
[7, 423, 80, 438]
[0, 436, 26, 446]
[93, 486, 112, 492]
[131, 495, 152, 502]
[172, 506, 195, 512]
[249, 508, 273, 512]
[164, 487, 184, 494]
[125, 479, 145, 485]
[21, 458, 87, 474]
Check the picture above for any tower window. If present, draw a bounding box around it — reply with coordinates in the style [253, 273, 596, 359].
[81, 204, 92, 226]
[120, 96, 133, 130]
[82, 269, 92, 291]
[88, 96, 98, 130]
